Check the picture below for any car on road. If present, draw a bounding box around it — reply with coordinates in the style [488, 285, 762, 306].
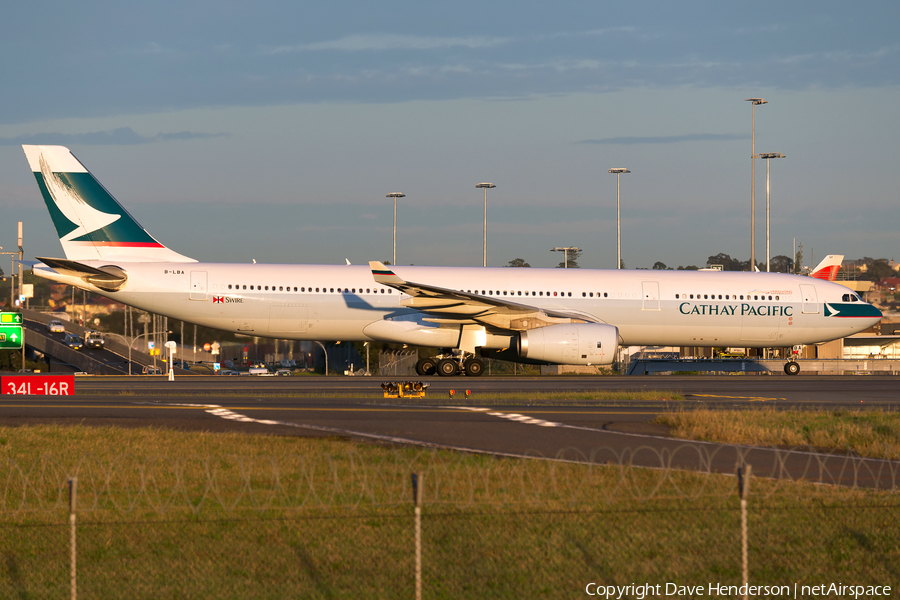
[46, 320, 65, 333]
[218, 369, 240, 376]
[142, 365, 162, 375]
[64, 333, 83, 350]
[275, 369, 292, 376]
[84, 330, 105, 349]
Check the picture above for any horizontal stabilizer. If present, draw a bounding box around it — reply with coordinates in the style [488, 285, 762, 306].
[37, 256, 128, 291]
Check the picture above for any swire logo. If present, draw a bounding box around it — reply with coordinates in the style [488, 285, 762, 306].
[213, 296, 224, 303]
[212, 296, 243, 304]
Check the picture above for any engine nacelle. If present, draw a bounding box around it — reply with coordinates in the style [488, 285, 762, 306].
[519, 323, 619, 366]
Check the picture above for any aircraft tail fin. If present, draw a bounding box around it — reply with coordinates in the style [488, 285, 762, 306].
[810, 254, 843, 281]
[22, 145, 195, 263]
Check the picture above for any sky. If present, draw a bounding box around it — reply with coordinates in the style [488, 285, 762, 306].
[1, 1, 898, 271]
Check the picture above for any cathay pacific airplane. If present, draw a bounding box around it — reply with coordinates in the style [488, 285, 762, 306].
[23, 145, 881, 376]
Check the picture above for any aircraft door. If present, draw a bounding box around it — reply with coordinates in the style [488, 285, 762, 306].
[642, 281, 660, 311]
[800, 284, 819, 314]
[190, 271, 208, 300]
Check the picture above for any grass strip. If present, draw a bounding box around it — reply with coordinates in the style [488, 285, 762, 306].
[2, 425, 898, 598]
[656, 408, 900, 460]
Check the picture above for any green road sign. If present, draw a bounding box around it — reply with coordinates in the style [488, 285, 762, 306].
[0, 312, 23, 325]
[0, 326, 23, 349]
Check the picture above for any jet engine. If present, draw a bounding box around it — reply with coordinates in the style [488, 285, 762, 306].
[518, 323, 619, 366]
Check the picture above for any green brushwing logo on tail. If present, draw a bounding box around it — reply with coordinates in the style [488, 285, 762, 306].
[34, 155, 161, 248]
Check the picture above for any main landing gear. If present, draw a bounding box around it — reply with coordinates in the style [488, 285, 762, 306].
[416, 351, 484, 377]
[783, 360, 800, 376]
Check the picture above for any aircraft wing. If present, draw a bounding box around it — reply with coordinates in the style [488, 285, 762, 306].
[369, 261, 592, 330]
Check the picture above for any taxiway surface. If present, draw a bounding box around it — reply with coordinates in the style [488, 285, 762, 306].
[2, 375, 898, 488]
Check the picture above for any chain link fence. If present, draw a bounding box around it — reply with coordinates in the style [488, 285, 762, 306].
[2, 447, 898, 599]
[378, 350, 418, 377]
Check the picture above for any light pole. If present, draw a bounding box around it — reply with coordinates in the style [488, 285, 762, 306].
[758, 152, 786, 272]
[608, 168, 630, 269]
[363, 341, 370, 376]
[551, 247, 580, 268]
[476, 183, 496, 267]
[105, 330, 172, 375]
[745, 98, 767, 270]
[0, 248, 16, 308]
[385, 193, 405, 266]
[313, 340, 328, 376]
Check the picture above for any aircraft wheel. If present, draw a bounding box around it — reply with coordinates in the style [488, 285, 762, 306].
[437, 358, 458, 377]
[464, 358, 484, 377]
[416, 357, 436, 376]
[784, 361, 800, 376]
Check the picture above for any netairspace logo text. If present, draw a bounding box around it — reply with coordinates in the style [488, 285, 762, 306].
[584, 582, 893, 598]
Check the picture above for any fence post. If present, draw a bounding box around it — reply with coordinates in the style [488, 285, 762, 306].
[737, 465, 751, 600]
[69, 476, 77, 600]
[412, 473, 422, 600]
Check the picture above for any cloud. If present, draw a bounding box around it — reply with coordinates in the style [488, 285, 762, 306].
[268, 33, 510, 53]
[578, 133, 750, 145]
[0, 128, 228, 146]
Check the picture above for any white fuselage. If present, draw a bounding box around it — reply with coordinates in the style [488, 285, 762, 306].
[35, 262, 879, 349]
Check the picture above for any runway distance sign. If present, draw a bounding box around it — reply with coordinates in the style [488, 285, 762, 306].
[2, 375, 74, 395]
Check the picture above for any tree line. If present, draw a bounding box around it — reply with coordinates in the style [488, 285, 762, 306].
[506, 253, 896, 281]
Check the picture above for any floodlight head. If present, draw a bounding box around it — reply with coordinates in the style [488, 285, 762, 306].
[386, 192, 406, 198]
[758, 152, 786, 159]
[745, 98, 767, 105]
[608, 168, 630, 174]
[476, 183, 496, 189]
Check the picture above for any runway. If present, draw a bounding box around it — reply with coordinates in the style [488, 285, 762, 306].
[2, 375, 899, 489]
